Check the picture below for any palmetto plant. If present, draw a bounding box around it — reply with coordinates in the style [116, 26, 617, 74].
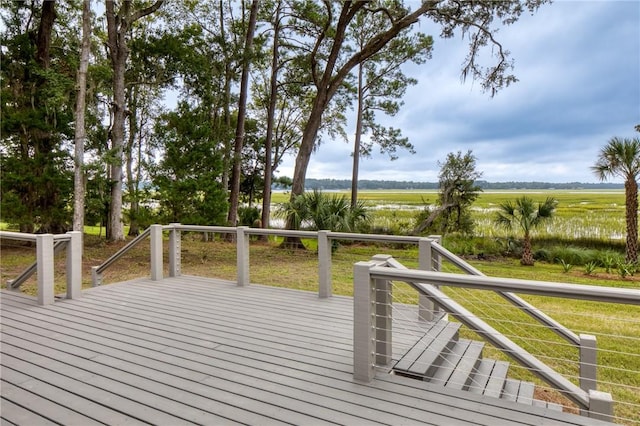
[592, 137, 640, 263]
[494, 196, 558, 266]
[278, 189, 370, 233]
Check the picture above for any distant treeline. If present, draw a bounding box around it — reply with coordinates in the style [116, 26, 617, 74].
[298, 179, 624, 190]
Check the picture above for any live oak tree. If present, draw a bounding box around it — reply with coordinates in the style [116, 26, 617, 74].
[105, 0, 164, 241]
[592, 137, 640, 263]
[285, 0, 548, 232]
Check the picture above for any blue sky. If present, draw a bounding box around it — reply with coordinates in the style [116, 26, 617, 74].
[277, 1, 640, 184]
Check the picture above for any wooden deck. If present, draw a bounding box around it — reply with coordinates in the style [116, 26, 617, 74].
[0, 276, 610, 425]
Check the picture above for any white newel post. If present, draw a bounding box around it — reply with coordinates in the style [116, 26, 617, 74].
[579, 334, 597, 392]
[588, 390, 613, 422]
[169, 224, 182, 277]
[150, 225, 163, 281]
[353, 261, 376, 382]
[66, 231, 82, 299]
[91, 266, 102, 287]
[418, 238, 436, 321]
[318, 230, 332, 298]
[237, 226, 249, 286]
[36, 234, 54, 305]
[580, 333, 599, 417]
[428, 235, 443, 272]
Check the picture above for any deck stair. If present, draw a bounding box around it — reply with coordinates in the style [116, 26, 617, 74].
[393, 320, 563, 411]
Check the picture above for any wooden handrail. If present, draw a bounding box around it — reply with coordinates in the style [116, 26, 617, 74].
[7, 240, 67, 289]
[94, 227, 151, 275]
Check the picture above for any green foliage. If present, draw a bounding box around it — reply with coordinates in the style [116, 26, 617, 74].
[415, 150, 482, 236]
[151, 103, 228, 225]
[278, 190, 371, 232]
[557, 258, 574, 273]
[494, 196, 558, 265]
[0, 2, 78, 232]
[238, 206, 261, 227]
[494, 196, 558, 235]
[617, 261, 637, 278]
[348, 9, 433, 162]
[438, 150, 482, 234]
[600, 252, 621, 273]
[592, 136, 640, 263]
[584, 261, 598, 275]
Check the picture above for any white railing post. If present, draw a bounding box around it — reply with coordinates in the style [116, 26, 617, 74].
[65, 231, 82, 299]
[91, 266, 102, 287]
[353, 261, 376, 382]
[150, 224, 163, 281]
[428, 235, 442, 272]
[237, 226, 249, 287]
[588, 390, 613, 422]
[580, 333, 598, 416]
[580, 334, 597, 392]
[169, 223, 182, 277]
[318, 230, 332, 298]
[418, 238, 440, 321]
[36, 234, 54, 305]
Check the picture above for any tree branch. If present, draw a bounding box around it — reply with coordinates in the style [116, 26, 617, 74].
[130, 0, 165, 23]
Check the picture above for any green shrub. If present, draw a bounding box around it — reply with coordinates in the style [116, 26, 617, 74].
[238, 206, 261, 227]
[534, 248, 552, 262]
[599, 251, 623, 273]
[548, 246, 600, 266]
[557, 258, 574, 273]
[617, 262, 637, 278]
[584, 261, 598, 275]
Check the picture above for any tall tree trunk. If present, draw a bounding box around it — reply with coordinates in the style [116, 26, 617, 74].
[261, 0, 282, 238]
[73, 0, 91, 233]
[521, 232, 534, 266]
[227, 0, 259, 226]
[105, 0, 163, 241]
[36, 0, 56, 68]
[106, 1, 128, 241]
[125, 86, 140, 236]
[219, 0, 232, 193]
[625, 178, 638, 263]
[351, 61, 365, 209]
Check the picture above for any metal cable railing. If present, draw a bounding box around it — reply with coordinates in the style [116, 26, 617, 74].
[354, 257, 640, 423]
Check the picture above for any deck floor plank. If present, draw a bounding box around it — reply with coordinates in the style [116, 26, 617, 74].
[1, 276, 611, 426]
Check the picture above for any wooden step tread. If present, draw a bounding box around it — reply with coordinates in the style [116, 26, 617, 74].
[393, 321, 460, 377]
[445, 340, 484, 390]
[483, 360, 510, 398]
[430, 339, 472, 385]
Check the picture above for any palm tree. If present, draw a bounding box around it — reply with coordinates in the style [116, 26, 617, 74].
[592, 137, 640, 263]
[494, 196, 558, 266]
